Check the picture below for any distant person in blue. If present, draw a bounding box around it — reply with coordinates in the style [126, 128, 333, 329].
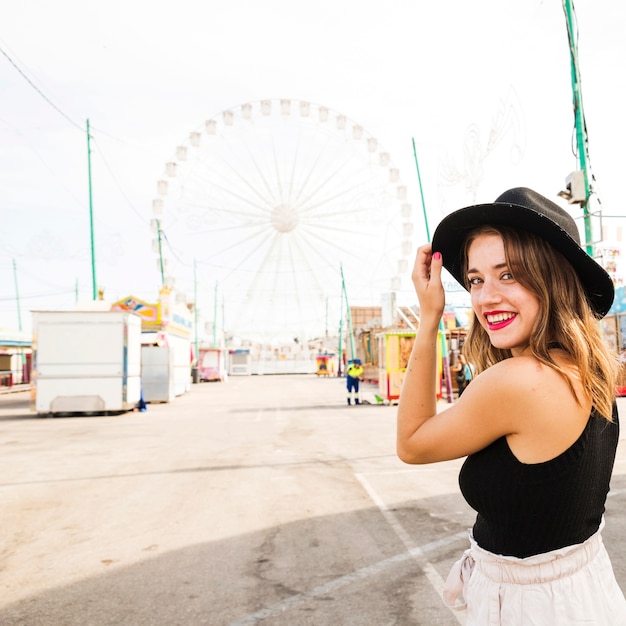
[346, 359, 363, 405]
[397, 187, 626, 624]
[136, 389, 147, 412]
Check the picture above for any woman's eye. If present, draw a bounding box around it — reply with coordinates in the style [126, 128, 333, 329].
[468, 276, 482, 286]
[501, 272, 513, 280]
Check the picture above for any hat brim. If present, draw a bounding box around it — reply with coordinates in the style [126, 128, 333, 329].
[431, 201, 614, 317]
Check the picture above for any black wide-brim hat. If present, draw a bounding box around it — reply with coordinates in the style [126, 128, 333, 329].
[431, 187, 614, 317]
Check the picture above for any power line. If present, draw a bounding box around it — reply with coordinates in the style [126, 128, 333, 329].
[0, 288, 75, 302]
[91, 135, 149, 226]
[0, 45, 83, 132]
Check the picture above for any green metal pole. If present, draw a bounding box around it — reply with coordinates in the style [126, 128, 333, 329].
[192, 259, 199, 383]
[325, 295, 329, 338]
[563, 0, 593, 256]
[340, 263, 356, 361]
[12, 259, 26, 383]
[12, 258, 22, 332]
[86, 119, 97, 299]
[337, 276, 344, 376]
[412, 137, 430, 242]
[412, 137, 453, 402]
[194, 261, 199, 356]
[213, 281, 218, 348]
[156, 219, 165, 286]
[337, 314, 343, 376]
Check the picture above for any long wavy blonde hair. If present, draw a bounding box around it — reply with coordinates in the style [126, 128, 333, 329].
[461, 225, 618, 420]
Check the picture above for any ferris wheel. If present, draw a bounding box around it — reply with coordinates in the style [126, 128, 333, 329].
[151, 98, 415, 343]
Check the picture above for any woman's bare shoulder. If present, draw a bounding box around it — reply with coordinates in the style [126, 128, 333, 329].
[468, 356, 589, 462]
[476, 355, 571, 388]
[463, 356, 581, 428]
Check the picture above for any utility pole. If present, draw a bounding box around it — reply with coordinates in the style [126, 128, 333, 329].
[412, 138, 453, 403]
[12, 259, 22, 331]
[213, 281, 218, 348]
[86, 119, 97, 299]
[156, 219, 165, 286]
[337, 312, 343, 377]
[192, 259, 199, 383]
[562, 0, 594, 256]
[12, 259, 25, 383]
[412, 137, 430, 242]
[340, 263, 355, 362]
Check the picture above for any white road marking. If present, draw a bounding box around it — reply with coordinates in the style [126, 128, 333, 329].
[229, 531, 467, 626]
[229, 469, 468, 626]
[356, 472, 467, 625]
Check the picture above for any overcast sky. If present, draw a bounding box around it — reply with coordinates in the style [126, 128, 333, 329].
[1, 0, 624, 340]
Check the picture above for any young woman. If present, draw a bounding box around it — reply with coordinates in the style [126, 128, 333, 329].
[397, 187, 626, 624]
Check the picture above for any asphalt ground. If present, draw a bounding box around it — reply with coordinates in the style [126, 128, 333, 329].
[1, 376, 625, 625]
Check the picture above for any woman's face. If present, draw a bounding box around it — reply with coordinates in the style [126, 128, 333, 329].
[467, 232, 540, 356]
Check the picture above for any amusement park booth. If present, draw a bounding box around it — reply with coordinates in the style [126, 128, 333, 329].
[0, 327, 32, 387]
[376, 326, 459, 403]
[376, 331, 416, 403]
[228, 349, 252, 376]
[111, 289, 193, 402]
[602, 285, 626, 396]
[198, 346, 227, 382]
[315, 353, 336, 376]
[30, 310, 142, 415]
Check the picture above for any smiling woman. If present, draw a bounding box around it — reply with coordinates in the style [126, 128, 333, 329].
[397, 187, 626, 624]
[464, 228, 541, 356]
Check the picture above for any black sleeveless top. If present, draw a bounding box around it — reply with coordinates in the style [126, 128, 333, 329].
[459, 404, 619, 558]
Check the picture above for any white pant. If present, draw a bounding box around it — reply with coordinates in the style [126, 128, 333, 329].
[443, 525, 626, 625]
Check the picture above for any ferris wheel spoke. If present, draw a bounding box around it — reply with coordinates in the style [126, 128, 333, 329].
[188, 147, 275, 215]
[220, 235, 288, 288]
[221, 152, 278, 210]
[269, 134, 287, 205]
[187, 219, 269, 239]
[302, 231, 376, 273]
[294, 223, 396, 292]
[166, 189, 256, 222]
[226, 232, 286, 324]
[196, 224, 272, 267]
[285, 129, 307, 204]
[285, 242, 308, 323]
[292, 156, 370, 216]
[301, 219, 390, 243]
[239, 139, 293, 208]
[188, 165, 273, 218]
[299, 183, 376, 218]
[275, 122, 333, 209]
[287, 130, 338, 207]
[289, 231, 337, 298]
[164, 208, 268, 248]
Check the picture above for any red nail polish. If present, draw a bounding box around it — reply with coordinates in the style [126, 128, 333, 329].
[433, 251, 441, 260]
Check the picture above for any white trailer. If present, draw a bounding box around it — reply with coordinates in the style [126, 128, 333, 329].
[169, 332, 192, 396]
[31, 310, 142, 415]
[141, 345, 175, 403]
[140, 331, 191, 402]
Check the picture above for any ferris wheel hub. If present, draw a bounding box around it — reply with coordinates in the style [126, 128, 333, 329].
[271, 204, 300, 233]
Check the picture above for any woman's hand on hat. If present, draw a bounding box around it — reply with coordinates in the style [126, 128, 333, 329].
[412, 244, 445, 321]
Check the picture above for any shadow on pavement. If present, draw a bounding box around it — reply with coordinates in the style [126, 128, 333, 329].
[3, 487, 626, 626]
[0, 495, 473, 626]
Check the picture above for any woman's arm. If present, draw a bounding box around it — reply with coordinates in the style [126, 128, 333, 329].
[396, 247, 532, 464]
[396, 245, 445, 460]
